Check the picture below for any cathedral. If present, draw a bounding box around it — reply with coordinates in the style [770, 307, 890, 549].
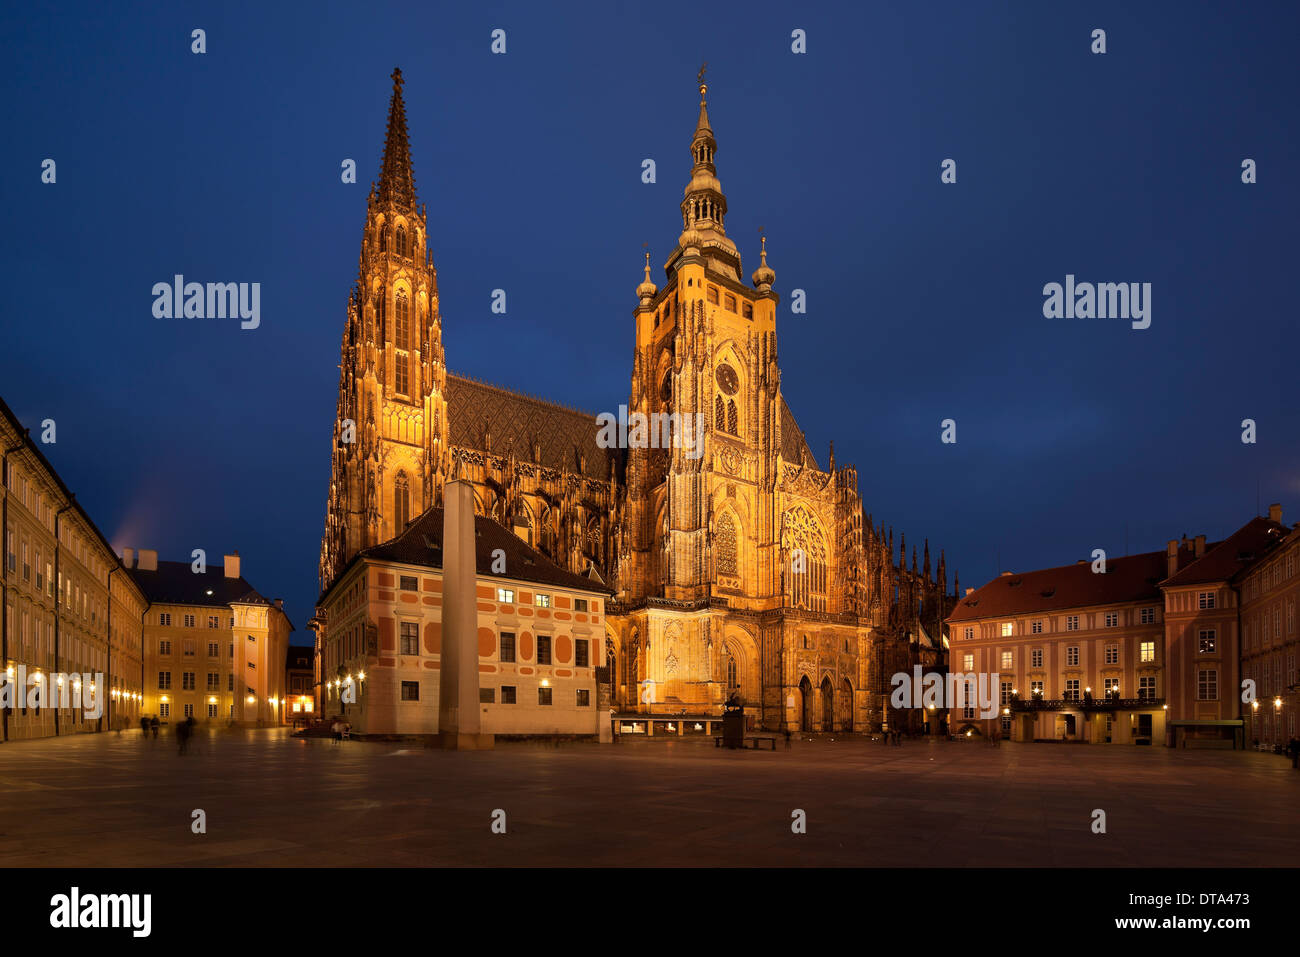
[318, 69, 957, 734]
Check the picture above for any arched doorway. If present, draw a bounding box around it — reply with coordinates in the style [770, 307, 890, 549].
[820, 676, 834, 731]
[798, 676, 813, 732]
[840, 678, 854, 731]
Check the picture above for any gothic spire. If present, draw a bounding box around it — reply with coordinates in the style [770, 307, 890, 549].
[376, 67, 417, 209]
[675, 65, 738, 265]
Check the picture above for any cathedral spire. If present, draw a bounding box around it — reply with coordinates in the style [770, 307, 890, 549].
[674, 64, 738, 268]
[376, 67, 417, 209]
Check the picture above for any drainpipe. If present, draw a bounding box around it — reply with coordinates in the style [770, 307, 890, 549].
[1, 434, 28, 743]
[54, 499, 73, 737]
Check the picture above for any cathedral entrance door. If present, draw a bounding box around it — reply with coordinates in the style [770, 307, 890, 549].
[799, 676, 813, 732]
[841, 679, 854, 731]
[820, 676, 834, 732]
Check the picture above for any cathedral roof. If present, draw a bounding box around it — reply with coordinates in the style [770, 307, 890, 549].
[779, 396, 818, 469]
[445, 373, 618, 481]
[358, 506, 612, 594]
[375, 67, 417, 209]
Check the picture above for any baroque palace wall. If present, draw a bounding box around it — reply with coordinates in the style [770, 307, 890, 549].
[318, 69, 958, 733]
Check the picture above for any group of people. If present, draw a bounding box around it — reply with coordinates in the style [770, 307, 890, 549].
[137, 714, 198, 754]
[882, 729, 905, 746]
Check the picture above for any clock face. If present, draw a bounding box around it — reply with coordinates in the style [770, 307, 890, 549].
[716, 363, 739, 395]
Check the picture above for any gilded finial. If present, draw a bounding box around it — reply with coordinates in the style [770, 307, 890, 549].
[697, 61, 708, 97]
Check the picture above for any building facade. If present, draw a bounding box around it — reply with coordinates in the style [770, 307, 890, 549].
[286, 645, 315, 722]
[126, 550, 293, 727]
[314, 505, 610, 738]
[317, 69, 957, 736]
[948, 508, 1297, 749]
[2, 396, 147, 742]
[1232, 506, 1297, 749]
[947, 551, 1172, 744]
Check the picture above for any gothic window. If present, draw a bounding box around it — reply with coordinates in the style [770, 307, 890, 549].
[394, 291, 411, 395]
[715, 394, 725, 431]
[726, 399, 738, 436]
[394, 473, 410, 531]
[707, 286, 719, 305]
[726, 654, 738, 690]
[624, 631, 639, 690]
[512, 502, 533, 546]
[379, 226, 387, 252]
[374, 292, 385, 341]
[395, 226, 407, 257]
[586, 519, 602, 565]
[716, 512, 738, 578]
[783, 506, 829, 613]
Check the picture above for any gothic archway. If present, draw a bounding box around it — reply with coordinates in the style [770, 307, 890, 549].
[840, 678, 854, 731]
[820, 676, 834, 731]
[799, 676, 813, 732]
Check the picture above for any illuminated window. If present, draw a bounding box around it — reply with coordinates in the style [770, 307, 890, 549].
[535, 594, 550, 608]
[394, 291, 411, 395]
[1198, 629, 1216, 654]
[963, 654, 974, 671]
[496, 588, 514, 603]
[1140, 641, 1155, 663]
[1000, 651, 1012, 670]
[1000, 622, 1013, 637]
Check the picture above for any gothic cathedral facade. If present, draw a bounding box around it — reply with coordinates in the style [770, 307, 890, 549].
[319, 70, 956, 734]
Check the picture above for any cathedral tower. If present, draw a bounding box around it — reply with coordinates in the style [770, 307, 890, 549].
[320, 69, 451, 588]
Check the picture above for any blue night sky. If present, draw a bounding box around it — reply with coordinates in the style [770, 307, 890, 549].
[2, 1, 1297, 642]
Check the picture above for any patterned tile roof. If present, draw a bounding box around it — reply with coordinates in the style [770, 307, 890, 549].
[445, 373, 616, 480]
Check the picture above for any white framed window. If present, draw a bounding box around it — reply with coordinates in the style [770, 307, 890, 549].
[1140, 640, 1155, 663]
[159, 702, 170, 717]
[1000, 622, 1013, 637]
[1030, 680, 1044, 696]
[1066, 615, 1079, 631]
[496, 587, 514, 603]
[1031, 620, 1042, 634]
[1064, 679, 1080, 701]
[1140, 607, 1156, 624]
[535, 594, 551, 608]
[160, 612, 172, 626]
[1138, 676, 1156, 700]
[1031, 648, 1043, 668]
[1197, 668, 1218, 700]
[1198, 629, 1216, 654]
[962, 653, 974, 671]
[963, 626, 973, 640]
[1104, 612, 1118, 627]
[1066, 646, 1079, 666]
[1198, 591, 1216, 609]
[1000, 651, 1013, 670]
[1105, 643, 1119, 664]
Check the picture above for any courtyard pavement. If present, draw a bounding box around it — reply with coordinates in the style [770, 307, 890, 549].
[0, 728, 1295, 867]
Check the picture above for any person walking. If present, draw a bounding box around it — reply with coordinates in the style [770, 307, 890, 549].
[150, 715, 159, 739]
[1288, 737, 1299, 770]
[331, 719, 342, 745]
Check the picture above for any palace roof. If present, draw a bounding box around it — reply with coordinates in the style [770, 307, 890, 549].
[356, 505, 612, 595]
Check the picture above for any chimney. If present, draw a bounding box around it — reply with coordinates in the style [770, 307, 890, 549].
[224, 552, 240, 579]
[1166, 540, 1179, 578]
[122, 548, 135, 569]
[965, 587, 974, 596]
[1194, 534, 1206, 559]
[1268, 503, 1282, 523]
[274, 598, 283, 610]
[137, 548, 157, 571]
[999, 571, 1013, 577]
